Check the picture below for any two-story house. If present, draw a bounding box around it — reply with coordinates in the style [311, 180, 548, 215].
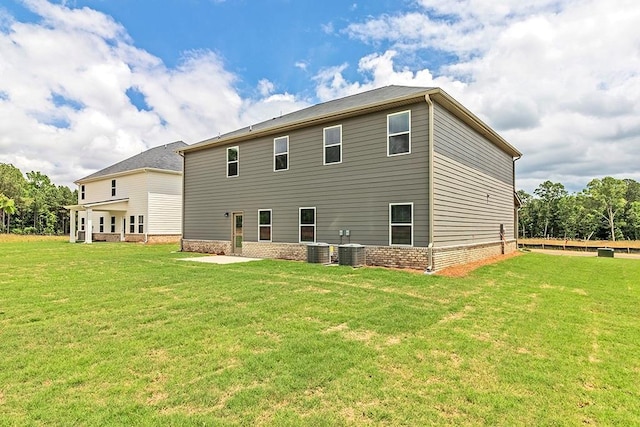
[66, 141, 187, 244]
[178, 86, 522, 271]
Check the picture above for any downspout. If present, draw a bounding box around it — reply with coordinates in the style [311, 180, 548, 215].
[144, 168, 148, 244]
[178, 150, 185, 252]
[425, 94, 435, 273]
[513, 155, 521, 241]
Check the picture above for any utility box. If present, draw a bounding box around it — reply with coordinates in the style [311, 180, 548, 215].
[597, 247, 614, 258]
[338, 244, 366, 267]
[307, 243, 331, 264]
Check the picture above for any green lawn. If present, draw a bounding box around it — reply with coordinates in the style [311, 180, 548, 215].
[1, 240, 638, 426]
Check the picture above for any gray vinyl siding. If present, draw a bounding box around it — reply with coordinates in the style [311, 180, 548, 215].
[183, 103, 430, 246]
[433, 103, 515, 246]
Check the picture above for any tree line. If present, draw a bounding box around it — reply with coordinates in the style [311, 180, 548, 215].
[2, 161, 639, 241]
[518, 177, 640, 241]
[0, 163, 77, 235]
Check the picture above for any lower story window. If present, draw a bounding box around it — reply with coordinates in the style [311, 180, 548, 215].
[258, 209, 272, 242]
[299, 207, 316, 243]
[390, 203, 413, 246]
[138, 215, 144, 233]
[99, 217, 104, 233]
[110, 216, 116, 233]
[81, 217, 85, 231]
[129, 215, 135, 233]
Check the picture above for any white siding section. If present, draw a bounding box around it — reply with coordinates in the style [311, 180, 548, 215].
[148, 193, 182, 234]
[146, 171, 182, 195]
[123, 173, 150, 220]
[78, 171, 183, 236]
[77, 172, 147, 235]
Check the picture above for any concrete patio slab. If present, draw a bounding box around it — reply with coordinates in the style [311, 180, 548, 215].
[179, 255, 263, 264]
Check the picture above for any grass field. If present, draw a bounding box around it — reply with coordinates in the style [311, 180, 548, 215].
[1, 239, 639, 425]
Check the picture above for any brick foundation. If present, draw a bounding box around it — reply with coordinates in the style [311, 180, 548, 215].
[91, 233, 122, 242]
[180, 239, 518, 271]
[242, 241, 307, 260]
[365, 246, 429, 269]
[182, 239, 232, 255]
[432, 240, 517, 271]
[86, 233, 181, 244]
[146, 234, 181, 244]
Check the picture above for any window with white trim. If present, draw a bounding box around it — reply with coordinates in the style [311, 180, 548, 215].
[299, 207, 316, 243]
[110, 216, 116, 233]
[99, 216, 104, 233]
[274, 136, 289, 171]
[389, 203, 413, 246]
[81, 217, 85, 231]
[387, 111, 411, 156]
[129, 215, 135, 233]
[227, 146, 239, 177]
[81, 185, 85, 200]
[323, 125, 342, 165]
[111, 179, 116, 197]
[138, 215, 144, 233]
[258, 209, 272, 242]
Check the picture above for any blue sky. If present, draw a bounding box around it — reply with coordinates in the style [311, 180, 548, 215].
[1, 0, 639, 192]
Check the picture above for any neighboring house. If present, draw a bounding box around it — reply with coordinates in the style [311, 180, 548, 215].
[178, 86, 522, 271]
[65, 141, 187, 244]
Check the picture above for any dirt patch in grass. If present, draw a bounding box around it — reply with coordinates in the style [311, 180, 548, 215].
[370, 251, 523, 277]
[436, 251, 523, 277]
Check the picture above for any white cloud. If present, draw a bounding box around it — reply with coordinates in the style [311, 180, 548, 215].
[257, 79, 275, 97]
[321, 22, 335, 35]
[3, 0, 639, 196]
[294, 61, 308, 71]
[320, 0, 640, 192]
[239, 93, 309, 127]
[0, 1, 303, 187]
[313, 50, 465, 102]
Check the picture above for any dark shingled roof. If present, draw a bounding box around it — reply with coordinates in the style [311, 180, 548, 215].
[185, 85, 434, 151]
[78, 141, 187, 182]
[225, 85, 432, 137]
[178, 85, 521, 157]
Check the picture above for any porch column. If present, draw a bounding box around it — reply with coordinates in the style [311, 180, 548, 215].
[85, 208, 93, 244]
[69, 209, 76, 243]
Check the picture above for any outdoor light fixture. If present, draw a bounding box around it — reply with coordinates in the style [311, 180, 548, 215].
[224, 212, 229, 217]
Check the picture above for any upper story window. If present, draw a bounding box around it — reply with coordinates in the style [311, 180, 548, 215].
[389, 203, 413, 246]
[111, 179, 116, 197]
[258, 209, 272, 242]
[299, 207, 316, 243]
[81, 185, 85, 200]
[323, 125, 342, 165]
[387, 111, 411, 156]
[227, 147, 239, 177]
[274, 136, 289, 171]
